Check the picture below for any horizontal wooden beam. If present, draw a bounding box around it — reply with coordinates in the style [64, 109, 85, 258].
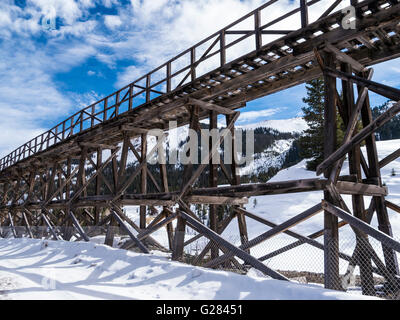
[336, 181, 388, 197]
[322, 67, 400, 101]
[188, 98, 236, 115]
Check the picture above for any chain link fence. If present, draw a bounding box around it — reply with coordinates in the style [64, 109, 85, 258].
[180, 224, 400, 300]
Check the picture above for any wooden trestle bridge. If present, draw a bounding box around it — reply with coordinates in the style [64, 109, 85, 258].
[1, 0, 400, 295]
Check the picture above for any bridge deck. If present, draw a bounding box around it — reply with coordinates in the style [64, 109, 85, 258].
[1, 0, 400, 179]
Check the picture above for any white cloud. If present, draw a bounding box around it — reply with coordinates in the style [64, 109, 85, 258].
[104, 15, 122, 29]
[237, 108, 281, 123]
[0, 0, 397, 160]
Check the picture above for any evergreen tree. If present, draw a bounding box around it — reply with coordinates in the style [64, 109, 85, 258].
[297, 78, 348, 171]
[298, 78, 325, 171]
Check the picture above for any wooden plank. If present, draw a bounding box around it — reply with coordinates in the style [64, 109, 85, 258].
[186, 195, 248, 205]
[179, 209, 289, 281]
[336, 181, 388, 196]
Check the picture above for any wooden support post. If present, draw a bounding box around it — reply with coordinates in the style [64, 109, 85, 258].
[69, 210, 90, 242]
[172, 213, 187, 261]
[300, 0, 308, 28]
[359, 70, 400, 275]
[209, 110, 219, 260]
[8, 212, 17, 238]
[64, 157, 73, 240]
[254, 9, 262, 50]
[160, 154, 173, 251]
[140, 133, 147, 230]
[22, 211, 34, 238]
[111, 209, 149, 253]
[342, 63, 374, 295]
[78, 147, 88, 198]
[226, 113, 248, 252]
[323, 52, 341, 291]
[105, 215, 116, 247]
[94, 147, 102, 224]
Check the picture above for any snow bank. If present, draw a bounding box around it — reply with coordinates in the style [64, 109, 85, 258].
[0, 238, 375, 300]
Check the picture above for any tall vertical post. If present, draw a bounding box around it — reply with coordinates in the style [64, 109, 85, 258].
[226, 113, 248, 252]
[140, 133, 148, 230]
[254, 9, 262, 50]
[359, 70, 399, 276]
[300, 0, 309, 28]
[323, 52, 340, 290]
[172, 212, 187, 261]
[94, 147, 102, 224]
[64, 157, 73, 240]
[220, 31, 226, 67]
[209, 110, 219, 260]
[342, 63, 374, 295]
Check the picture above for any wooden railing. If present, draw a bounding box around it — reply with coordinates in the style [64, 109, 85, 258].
[0, 0, 351, 171]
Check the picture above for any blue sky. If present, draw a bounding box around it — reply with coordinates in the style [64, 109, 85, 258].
[0, 0, 399, 157]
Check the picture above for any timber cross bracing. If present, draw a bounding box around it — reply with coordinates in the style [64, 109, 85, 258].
[1, 0, 400, 298]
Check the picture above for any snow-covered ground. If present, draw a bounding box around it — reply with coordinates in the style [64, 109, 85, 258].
[1, 139, 399, 300]
[0, 238, 376, 300]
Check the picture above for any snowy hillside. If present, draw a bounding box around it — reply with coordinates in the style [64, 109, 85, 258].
[240, 117, 308, 133]
[0, 238, 376, 300]
[239, 139, 294, 176]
